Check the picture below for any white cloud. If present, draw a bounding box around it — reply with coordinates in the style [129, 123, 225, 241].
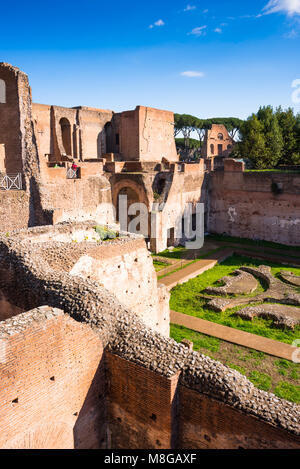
[203, 9, 209, 13]
[188, 25, 207, 36]
[214, 28, 222, 33]
[262, 0, 300, 16]
[184, 4, 196, 11]
[284, 28, 299, 37]
[181, 71, 205, 77]
[149, 19, 165, 29]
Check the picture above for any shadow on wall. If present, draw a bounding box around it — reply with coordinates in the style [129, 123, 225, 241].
[152, 173, 173, 204]
[0, 256, 41, 316]
[28, 177, 53, 228]
[0, 290, 23, 322]
[73, 354, 107, 449]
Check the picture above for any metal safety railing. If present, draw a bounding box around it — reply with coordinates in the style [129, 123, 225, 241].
[0, 173, 23, 191]
[66, 167, 80, 179]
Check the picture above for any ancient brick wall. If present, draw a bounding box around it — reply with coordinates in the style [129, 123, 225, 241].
[0, 222, 169, 336]
[0, 318, 299, 449]
[202, 124, 234, 158]
[105, 352, 300, 449]
[118, 109, 140, 161]
[106, 352, 179, 449]
[69, 237, 170, 336]
[151, 170, 208, 253]
[77, 107, 112, 160]
[0, 144, 5, 171]
[209, 170, 300, 246]
[177, 386, 300, 449]
[0, 191, 30, 231]
[32, 103, 52, 166]
[0, 64, 24, 174]
[39, 176, 114, 226]
[0, 308, 107, 449]
[114, 106, 177, 163]
[138, 107, 178, 163]
[0, 220, 299, 450]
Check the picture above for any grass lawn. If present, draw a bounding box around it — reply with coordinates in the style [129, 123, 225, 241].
[206, 233, 300, 253]
[154, 247, 224, 280]
[245, 169, 300, 174]
[152, 246, 189, 260]
[170, 254, 300, 345]
[171, 324, 300, 404]
[153, 260, 171, 272]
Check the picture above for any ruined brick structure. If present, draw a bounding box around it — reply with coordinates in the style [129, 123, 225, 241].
[202, 123, 234, 159]
[0, 63, 206, 251]
[1, 63, 299, 250]
[0, 223, 299, 449]
[209, 159, 300, 246]
[0, 64, 300, 449]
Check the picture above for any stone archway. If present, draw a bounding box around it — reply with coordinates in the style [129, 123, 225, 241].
[59, 118, 72, 156]
[112, 179, 150, 237]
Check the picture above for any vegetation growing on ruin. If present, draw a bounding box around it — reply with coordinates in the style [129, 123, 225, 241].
[170, 324, 300, 404]
[170, 254, 300, 344]
[94, 225, 118, 241]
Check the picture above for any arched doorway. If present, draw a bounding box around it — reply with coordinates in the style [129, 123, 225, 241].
[113, 180, 150, 238]
[59, 118, 72, 156]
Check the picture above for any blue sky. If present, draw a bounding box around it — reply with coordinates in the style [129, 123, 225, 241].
[1, 0, 300, 119]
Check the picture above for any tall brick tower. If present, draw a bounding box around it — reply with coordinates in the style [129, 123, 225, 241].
[0, 63, 39, 184]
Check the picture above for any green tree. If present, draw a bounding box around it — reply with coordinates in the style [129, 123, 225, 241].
[174, 114, 196, 149]
[256, 106, 283, 168]
[276, 107, 300, 165]
[275, 107, 298, 165]
[238, 106, 284, 169]
[239, 114, 269, 169]
[294, 113, 300, 164]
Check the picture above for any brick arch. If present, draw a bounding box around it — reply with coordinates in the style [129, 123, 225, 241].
[59, 117, 72, 156]
[112, 179, 150, 235]
[112, 179, 150, 212]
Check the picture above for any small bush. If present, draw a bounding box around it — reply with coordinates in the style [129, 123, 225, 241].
[95, 225, 117, 241]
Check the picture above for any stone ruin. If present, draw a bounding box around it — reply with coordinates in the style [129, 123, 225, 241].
[0, 63, 299, 449]
[203, 265, 300, 329]
[0, 223, 299, 449]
